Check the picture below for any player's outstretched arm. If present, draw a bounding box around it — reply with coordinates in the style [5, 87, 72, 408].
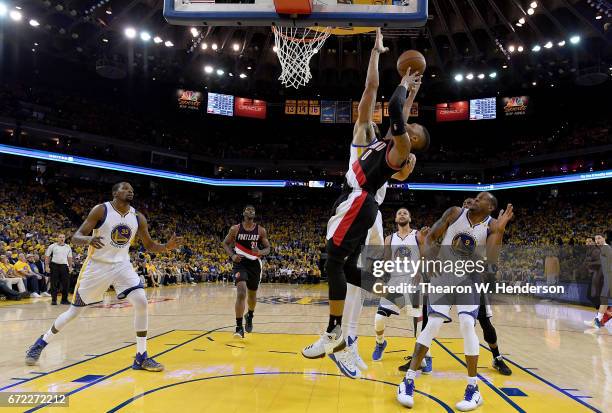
[72, 204, 106, 248]
[253, 226, 271, 257]
[222, 225, 241, 262]
[392, 153, 416, 182]
[386, 70, 421, 168]
[136, 213, 183, 253]
[486, 204, 514, 265]
[353, 29, 387, 144]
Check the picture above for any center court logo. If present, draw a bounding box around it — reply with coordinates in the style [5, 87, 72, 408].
[110, 224, 132, 247]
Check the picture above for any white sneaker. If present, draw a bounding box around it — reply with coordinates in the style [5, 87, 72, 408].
[41, 292, 51, 297]
[30, 293, 41, 298]
[456, 384, 484, 411]
[329, 348, 362, 379]
[302, 325, 345, 359]
[397, 377, 415, 408]
[347, 336, 368, 371]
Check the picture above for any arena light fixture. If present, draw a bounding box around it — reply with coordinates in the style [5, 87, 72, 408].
[502, 64, 508, 69]
[527, 8, 534, 15]
[466, 73, 474, 80]
[570, 35, 580, 44]
[29, 19, 40, 27]
[153, 36, 163, 44]
[0, 3, 7, 17]
[204, 65, 214, 74]
[124, 27, 137, 39]
[516, 22, 522, 27]
[273, 46, 278, 53]
[489, 72, 497, 78]
[201, 42, 208, 50]
[518, 17, 525, 24]
[216, 69, 224, 75]
[477, 73, 485, 79]
[518, 45, 524, 52]
[229, 73, 234, 77]
[508, 45, 515, 53]
[9, 9, 22, 21]
[102, 38, 109, 43]
[232, 43, 240, 51]
[530, 1, 538, 8]
[595, 15, 602, 19]
[190, 27, 199, 37]
[544, 41, 553, 49]
[164, 41, 174, 47]
[239, 73, 247, 78]
[532, 81, 537, 86]
[532, 44, 541, 52]
[211, 43, 218, 50]
[140, 31, 151, 42]
[106, 9, 112, 15]
[454, 74, 464, 82]
[558, 40, 566, 47]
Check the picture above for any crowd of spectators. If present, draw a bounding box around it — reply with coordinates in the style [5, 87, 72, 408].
[1, 176, 610, 302]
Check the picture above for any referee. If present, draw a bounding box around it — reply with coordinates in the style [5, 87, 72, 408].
[45, 233, 73, 305]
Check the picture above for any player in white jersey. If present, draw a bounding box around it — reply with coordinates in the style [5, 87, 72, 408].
[398, 192, 514, 411]
[26, 182, 182, 371]
[372, 208, 427, 362]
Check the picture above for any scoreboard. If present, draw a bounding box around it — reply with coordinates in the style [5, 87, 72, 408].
[469, 97, 496, 120]
[207, 92, 234, 116]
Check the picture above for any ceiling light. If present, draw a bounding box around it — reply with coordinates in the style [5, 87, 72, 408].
[239, 73, 247, 78]
[204, 65, 213, 74]
[190, 27, 199, 37]
[530, 1, 538, 8]
[216, 69, 224, 75]
[595, 15, 602, 20]
[140, 31, 151, 42]
[124, 27, 136, 39]
[153, 36, 162, 44]
[273, 46, 278, 53]
[431, 73, 436, 78]
[212, 43, 218, 50]
[558, 40, 565, 47]
[201, 43, 208, 50]
[0, 4, 7, 17]
[489, 72, 497, 78]
[466, 73, 474, 80]
[517, 45, 524, 52]
[9, 10, 22, 21]
[454, 74, 464, 82]
[544, 41, 553, 48]
[164, 40, 173, 47]
[527, 8, 534, 15]
[229, 73, 234, 77]
[247, 66, 252, 70]
[477, 73, 485, 79]
[569, 35, 580, 44]
[106, 9, 112, 15]
[102, 38, 108, 43]
[518, 17, 525, 24]
[516, 22, 523, 27]
[532, 44, 541, 52]
[502, 64, 508, 69]
[508, 45, 515, 53]
[232, 43, 240, 51]
[29, 19, 40, 27]
[532, 81, 537, 86]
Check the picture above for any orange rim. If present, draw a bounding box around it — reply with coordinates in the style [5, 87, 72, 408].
[272, 26, 331, 44]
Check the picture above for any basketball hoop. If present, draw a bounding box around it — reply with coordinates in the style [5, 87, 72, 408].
[272, 26, 331, 89]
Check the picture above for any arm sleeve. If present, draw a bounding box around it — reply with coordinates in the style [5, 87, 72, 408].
[388, 85, 408, 136]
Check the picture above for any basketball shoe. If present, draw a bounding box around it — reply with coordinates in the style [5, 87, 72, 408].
[234, 326, 245, 338]
[132, 352, 164, 372]
[397, 377, 415, 408]
[492, 356, 512, 375]
[456, 384, 484, 411]
[347, 336, 367, 371]
[244, 312, 254, 333]
[25, 336, 48, 366]
[372, 339, 387, 361]
[301, 325, 345, 359]
[329, 347, 362, 379]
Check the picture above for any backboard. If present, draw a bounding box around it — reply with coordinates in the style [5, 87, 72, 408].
[163, 0, 429, 28]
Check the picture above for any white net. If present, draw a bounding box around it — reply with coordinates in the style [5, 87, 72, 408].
[272, 26, 332, 89]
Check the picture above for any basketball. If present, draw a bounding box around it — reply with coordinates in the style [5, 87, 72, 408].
[397, 50, 427, 77]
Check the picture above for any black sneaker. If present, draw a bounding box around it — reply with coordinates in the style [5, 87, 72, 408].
[244, 313, 253, 333]
[60, 300, 70, 305]
[233, 326, 245, 339]
[51, 300, 57, 305]
[398, 356, 413, 372]
[493, 357, 512, 376]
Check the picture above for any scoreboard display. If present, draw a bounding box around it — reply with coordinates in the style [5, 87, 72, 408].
[469, 97, 496, 120]
[207, 92, 234, 116]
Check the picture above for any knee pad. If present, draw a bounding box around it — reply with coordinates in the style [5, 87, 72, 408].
[326, 255, 347, 301]
[479, 317, 497, 345]
[416, 316, 443, 348]
[459, 313, 479, 356]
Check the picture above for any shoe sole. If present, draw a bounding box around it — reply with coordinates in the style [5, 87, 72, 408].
[132, 365, 164, 372]
[302, 341, 346, 359]
[328, 354, 361, 379]
[233, 333, 244, 339]
[25, 358, 37, 366]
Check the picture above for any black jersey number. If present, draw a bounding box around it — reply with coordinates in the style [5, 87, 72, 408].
[360, 141, 386, 161]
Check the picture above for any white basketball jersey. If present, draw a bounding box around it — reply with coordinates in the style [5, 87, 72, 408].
[441, 208, 491, 260]
[350, 141, 387, 205]
[390, 229, 420, 277]
[89, 202, 138, 263]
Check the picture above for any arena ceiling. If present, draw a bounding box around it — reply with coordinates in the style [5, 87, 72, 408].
[4, 0, 612, 98]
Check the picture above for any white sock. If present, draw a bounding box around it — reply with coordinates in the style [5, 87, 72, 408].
[467, 376, 478, 387]
[596, 313, 603, 321]
[136, 336, 147, 354]
[406, 369, 417, 380]
[425, 349, 431, 358]
[376, 334, 385, 344]
[42, 328, 56, 344]
[343, 284, 363, 339]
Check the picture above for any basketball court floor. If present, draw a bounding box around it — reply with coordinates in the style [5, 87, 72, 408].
[1, 284, 609, 412]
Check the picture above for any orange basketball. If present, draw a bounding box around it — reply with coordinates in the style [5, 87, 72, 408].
[397, 50, 426, 77]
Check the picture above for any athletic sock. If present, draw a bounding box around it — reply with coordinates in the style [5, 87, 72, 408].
[596, 312, 603, 321]
[236, 317, 243, 327]
[136, 336, 147, 354]
[327, 315, 342, 334]
[490, 345, 501, 359]
[376, 334, 385, 344]
[42, 329, 56, 344]
[467, 376, 478, 387]
[425, 349, 431, 358]
[406, 369, 417, 380]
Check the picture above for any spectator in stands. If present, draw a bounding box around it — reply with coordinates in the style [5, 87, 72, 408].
[13, 253, 43, 297]
[28, 254, 50, 297]
[0, 254, 26, 297]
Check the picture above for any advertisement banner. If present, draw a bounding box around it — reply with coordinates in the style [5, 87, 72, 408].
[503, 96, 530, 116]
[320, 100, 336, 123]
[177, 89, 202, 110]
[234, 97, 267, 119]
[436, 101, 469, 122]
[336, 101, 352, 123]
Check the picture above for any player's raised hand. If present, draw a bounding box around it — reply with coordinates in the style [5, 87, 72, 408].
[497, 204, 514, 228]
[88, 236, 105, 249]
[165, 233, 183, 251]
[420, 226, 430, 237]
[374, 28, 389, 54]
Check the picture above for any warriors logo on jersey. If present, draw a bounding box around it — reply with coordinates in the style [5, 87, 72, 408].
[110, 224, 132, 248]
[394, 245, 413, 260]
[451, 232, 477, 258]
